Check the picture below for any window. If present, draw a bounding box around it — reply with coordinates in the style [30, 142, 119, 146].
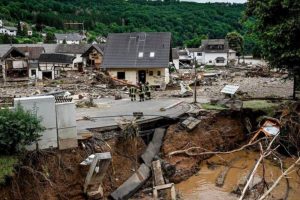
[117, 72, 125, 79]
[209, 60, 212, 63]
[216, 60, 224, 63]
[138, 52, 144, 58]
[149, 71, 153, 76]
[31, 69, 36, 76]
[197, 52, 202, 56]
[157, 71, 161, 76]
[150, 52, 155, 58]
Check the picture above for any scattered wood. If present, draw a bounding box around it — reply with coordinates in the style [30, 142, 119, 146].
[258, 157, 300, 200]
[153, 183, 176, 200]
[168, 137, 266, 157]
[238, 134, 279, 200]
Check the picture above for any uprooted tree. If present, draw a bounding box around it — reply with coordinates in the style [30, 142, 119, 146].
[0, 105, 44, 154]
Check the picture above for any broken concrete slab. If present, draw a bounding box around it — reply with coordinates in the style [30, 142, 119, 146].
[141, 128, 166, 166]
[181, 116, 201, 131]
[152, 160, 165, 186]
[110, 164, 151, 200]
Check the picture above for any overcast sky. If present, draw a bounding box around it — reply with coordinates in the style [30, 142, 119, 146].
[181, 0, 247, 3]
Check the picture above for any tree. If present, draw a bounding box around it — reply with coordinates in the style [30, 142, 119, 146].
[184, 34, 208, 48]
[0, 105, 44, 154]
[44, 32, 55, 44]
[245, 0, 300, 71]
[226, 31, 244, 62]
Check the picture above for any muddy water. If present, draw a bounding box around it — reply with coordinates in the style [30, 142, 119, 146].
[176, 151, 300, 200]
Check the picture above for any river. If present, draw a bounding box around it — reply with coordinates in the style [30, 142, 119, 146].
[176, 151, 300, 200]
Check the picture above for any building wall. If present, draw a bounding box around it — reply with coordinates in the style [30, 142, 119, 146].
[0, 28, 17, 36]
[108, 67, 169, 86]
[203, 52, 228, 66]
[57, 40, 80, 45]
[173, 59, 179, 70]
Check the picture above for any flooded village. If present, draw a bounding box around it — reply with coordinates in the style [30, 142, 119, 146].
[0, 0, 299, 200]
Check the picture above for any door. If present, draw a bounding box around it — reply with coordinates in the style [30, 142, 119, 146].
[138, 70, 146, 84]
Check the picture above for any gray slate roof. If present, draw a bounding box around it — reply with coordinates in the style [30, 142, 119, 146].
[102, 32, 171, 69]
[39, 53, 75, 64]
[55, 44, 91, 54]
[201, 39, 229, 53]
[55, 33, 83, 41]
[0, 44, 57, 59]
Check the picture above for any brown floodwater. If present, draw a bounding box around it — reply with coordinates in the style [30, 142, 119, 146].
[176, 151, 300, 200]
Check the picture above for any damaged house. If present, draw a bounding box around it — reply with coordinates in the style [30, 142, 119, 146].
[102, 32, 171, 87]
[81, 44, 105, 71]
[0, 47, 28, 81]
[38, 53, 75, 80]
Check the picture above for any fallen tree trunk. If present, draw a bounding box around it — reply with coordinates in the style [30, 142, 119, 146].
[168, 137, 266, 157]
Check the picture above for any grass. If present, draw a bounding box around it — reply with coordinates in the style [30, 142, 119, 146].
[243, 100, 279, 116]
[0, 156, 18, 184]
[201, 103, 227, 110]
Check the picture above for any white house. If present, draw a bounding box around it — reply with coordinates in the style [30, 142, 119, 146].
[55, 33, 84, 44]
[0, 26, 17, 36]
[199, 39, 229, 66]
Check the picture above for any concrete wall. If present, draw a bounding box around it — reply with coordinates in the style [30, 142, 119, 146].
[56, 102, 78, 150]
[14, 96, 58, 150]
[173, 59, 179, 70]
[14, 96, 78, 150]
[108, 67, 169, 86]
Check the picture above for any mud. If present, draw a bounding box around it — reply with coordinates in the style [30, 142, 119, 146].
[176, 150, 300, 200]
[162, 111, 246, 183]
[0, 136, 146, 200]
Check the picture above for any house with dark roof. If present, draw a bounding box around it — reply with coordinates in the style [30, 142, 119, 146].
[55, 33, 85, 44]
[38, 53, 75, 79]
[0, 47, 28, 81]
[81, 44, 105, 70]
[55, 44, 90, 70]
[200, 39, 229, 66]
[102, 32, 171, 87]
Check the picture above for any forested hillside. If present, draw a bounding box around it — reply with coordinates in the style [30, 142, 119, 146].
[0, 0, 256, 53]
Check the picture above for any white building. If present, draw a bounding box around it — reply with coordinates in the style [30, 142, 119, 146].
[55, 33, 84, 44]
[0, 26, 17, 36]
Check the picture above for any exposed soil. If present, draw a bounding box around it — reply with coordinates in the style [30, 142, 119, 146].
[0, 136, 146, 200]
[162, 111, 246, 183]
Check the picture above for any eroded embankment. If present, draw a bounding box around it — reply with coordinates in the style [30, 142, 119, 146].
[0, 137, 146, 200]
[162, 111, 246, 183]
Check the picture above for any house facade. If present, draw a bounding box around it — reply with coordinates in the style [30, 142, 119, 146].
[102, 32, 171, 87]
[38, 53, 75, 80]
[81, 44, 105, 70]
[0, 26, 17, 36]
[0, 47, 28, 81]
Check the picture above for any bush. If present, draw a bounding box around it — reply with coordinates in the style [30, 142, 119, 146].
[0, 105, 44, 154]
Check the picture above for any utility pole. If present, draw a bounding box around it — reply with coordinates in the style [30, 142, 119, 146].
[193, 57, 197, 103]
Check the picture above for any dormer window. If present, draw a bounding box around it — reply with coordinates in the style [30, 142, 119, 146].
[150, 52, 155, 58]
[138, 52, 144, 58]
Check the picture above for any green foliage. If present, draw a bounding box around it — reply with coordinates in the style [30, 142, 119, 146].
[184, 34, 208, 48]
[0, 34, 18, 44]
[0, 105, 44, 155]
[44, 32, 55, 44]
[201, 103, 227, 110]
[0, 156, 18, 184]
[226, 31, 244, 56]
[245, 0, 300, 70]
[243, 100, 279, 116]
[0, 0, 246, 47]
